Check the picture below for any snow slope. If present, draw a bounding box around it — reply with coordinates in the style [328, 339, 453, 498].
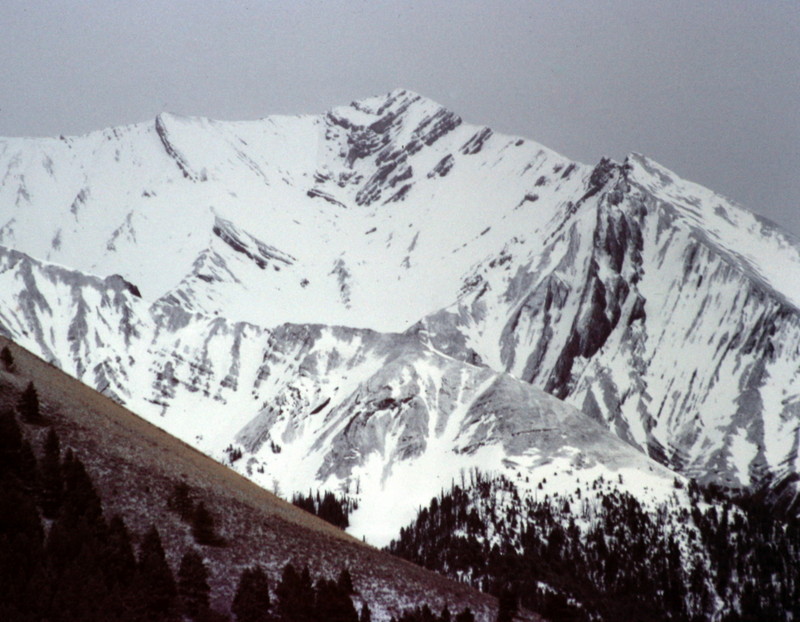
[412, 154, 800, 498]
[0, 243, 678, 545]
[1, 89, 799, 524]
[0, 89, 587, 331]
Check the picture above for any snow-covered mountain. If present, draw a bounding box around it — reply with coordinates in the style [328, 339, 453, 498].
[414, 153, 800, 493]
[0, 243, 675, 545]
[1, 88, 799, 536]
[0, 90, 591, 330]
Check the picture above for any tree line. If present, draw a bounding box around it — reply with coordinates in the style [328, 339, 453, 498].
[387, 470, 800, 621]
[290, 490, 356, 530]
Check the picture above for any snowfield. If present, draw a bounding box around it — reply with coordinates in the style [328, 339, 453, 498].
[1, 88, 799, 544]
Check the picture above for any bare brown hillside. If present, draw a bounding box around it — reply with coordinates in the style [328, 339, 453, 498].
[0, 336, 544, 621]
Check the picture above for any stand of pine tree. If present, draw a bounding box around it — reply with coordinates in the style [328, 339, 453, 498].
[0, 406, 489, 622]
[387, 471, 800, 621]
[290, 490, 357, 530]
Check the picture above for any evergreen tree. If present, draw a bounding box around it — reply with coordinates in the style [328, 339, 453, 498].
[0, 463, 44, 616]
[497, 589, 518, 622]
[46, 532, 110, 622]
[104, 515, 137, 589]
[60, 453, 103, 528]
[0, 408, 23, 472]
[168, 481, 195, 521]
[17, 381, 40, 423]
[291, 491, 316, 514]
[16, 440, 39, 494]
[44, 454, 114, 622]
[192, 501, 222, 546]
[359, 603, 373, 622]
[275, 563, 315, 622]
[291, 489, 352, 529]
[319, 491, 349, 528]
[232, 564, 271, 622]
[178, 549, 211, 621]
[337, 567, 354, 594]
[39, 428, 62, 518]
[454, 608, 476, 622]
[0, 346, 14, 372]
[45, 455, 105, 585]
[135, 526, 177, 621]
[0, 345, 14, 371]
[315, 577, 358, 622]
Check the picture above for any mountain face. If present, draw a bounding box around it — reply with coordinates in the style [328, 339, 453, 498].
[415, 153, 800, 493]
[0, 243, 675, 545]
[1, 88, 799, 536]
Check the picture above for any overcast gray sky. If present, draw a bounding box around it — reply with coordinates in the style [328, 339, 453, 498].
[1, 1, 798, 236]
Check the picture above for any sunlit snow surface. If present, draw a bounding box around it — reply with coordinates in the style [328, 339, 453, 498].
[0, 89, 586, 332]
[1, 89, 800, 543]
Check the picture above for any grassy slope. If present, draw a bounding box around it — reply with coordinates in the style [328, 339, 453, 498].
[0, 336, 543, 621]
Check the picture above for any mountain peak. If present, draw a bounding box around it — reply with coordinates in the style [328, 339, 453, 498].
[620, 151, 800, 308]
[328, 88, 454, 131]
[350, 88, 428, 113]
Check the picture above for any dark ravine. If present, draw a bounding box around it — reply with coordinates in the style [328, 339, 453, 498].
[155, 113, 200, 182]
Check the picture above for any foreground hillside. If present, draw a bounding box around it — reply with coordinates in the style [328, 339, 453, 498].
[0, 336, 532, 622]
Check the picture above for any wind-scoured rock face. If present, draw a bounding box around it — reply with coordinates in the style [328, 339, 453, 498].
[1, 89, 799, 523]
